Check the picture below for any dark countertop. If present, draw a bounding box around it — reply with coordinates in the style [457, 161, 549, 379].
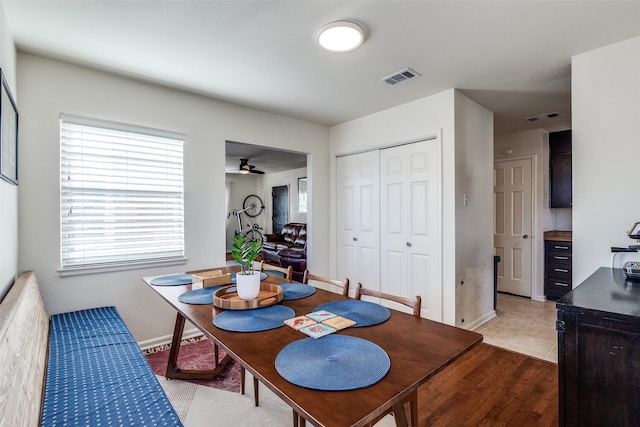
[544, 230, 572, 242]
[557, 267, 640, 321]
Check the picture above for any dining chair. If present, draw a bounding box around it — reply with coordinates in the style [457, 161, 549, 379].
[355, 282, 421, 426]
[259, 261, 293, 280]
[302, 269, 350, 297]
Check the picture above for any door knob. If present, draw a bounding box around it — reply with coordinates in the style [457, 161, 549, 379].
[353, 237, 358, 241]
[523, 234, 529, 239]
[406, 242, 412, 247]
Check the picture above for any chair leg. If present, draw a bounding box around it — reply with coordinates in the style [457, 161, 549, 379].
[240, 367, 245, 395]
[253, 376, 259, 406]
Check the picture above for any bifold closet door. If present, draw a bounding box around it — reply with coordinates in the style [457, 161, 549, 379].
[380, 140, 442, 321]
[336, 151, 380, 294]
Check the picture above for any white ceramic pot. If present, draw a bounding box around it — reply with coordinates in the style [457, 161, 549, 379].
[235, 271, 261, 300]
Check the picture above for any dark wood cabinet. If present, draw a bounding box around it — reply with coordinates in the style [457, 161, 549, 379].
[550, 130, 572, 208]
[557, 268, 640, 427]
[544, 239, 572, 299]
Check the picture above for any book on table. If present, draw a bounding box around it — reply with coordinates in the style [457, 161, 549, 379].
[284, 311, 356, 338]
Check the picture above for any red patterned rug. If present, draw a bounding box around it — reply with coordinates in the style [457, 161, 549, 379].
[145, 337, 241, 393]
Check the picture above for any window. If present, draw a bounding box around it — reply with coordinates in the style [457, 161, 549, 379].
[298, 177, 307, 213]
[60, 115, 184, 272]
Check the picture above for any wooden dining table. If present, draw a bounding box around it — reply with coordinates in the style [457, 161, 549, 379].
[143, 266, 483, 427]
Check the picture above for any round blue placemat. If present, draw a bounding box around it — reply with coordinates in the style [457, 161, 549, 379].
[263, 269, 287, 278]
[275, 335, 390, 391]
[213, 305, 295, 332]
[178, 285, 230, 304]
[313, 300, 391, 327]
[280, 284, 316, 300]
[150, 274, 192, 286]
[230, 272, 267, 283]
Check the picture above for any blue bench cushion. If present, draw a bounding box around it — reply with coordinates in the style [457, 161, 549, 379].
[42, 306, 183, 427]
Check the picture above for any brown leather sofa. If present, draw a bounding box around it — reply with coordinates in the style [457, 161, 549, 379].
[262, 223, 306, 280]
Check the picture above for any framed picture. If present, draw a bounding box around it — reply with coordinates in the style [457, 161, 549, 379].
[0, 70, 18, 185]
[298, 177, 307, 213]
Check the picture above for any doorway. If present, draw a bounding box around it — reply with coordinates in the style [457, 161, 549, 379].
[494, 157, 533, 297]
[272, 185, 289, 234]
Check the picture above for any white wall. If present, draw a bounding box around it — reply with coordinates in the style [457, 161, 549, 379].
[330, 89, 495, 327]
[17, 53, 330, 342]
[454, 91, 494, 327]
[572, 35, 640, 284]
[224, 173, 259, 252]
[258, 166, 308, 234]
[0, 2, 17, 300]
[494, 129, 549, 301]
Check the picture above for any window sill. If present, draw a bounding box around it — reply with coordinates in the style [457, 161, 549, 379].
[58, 257, 188, 278]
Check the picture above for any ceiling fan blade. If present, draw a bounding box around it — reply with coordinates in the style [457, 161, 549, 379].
[238, 159, 265, 174]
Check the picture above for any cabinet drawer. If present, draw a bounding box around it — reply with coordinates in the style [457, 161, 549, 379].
[546, 265, 572, 283]
[545, 278, 572, 297]
[548, 253, 572, 265]
[546, 240, 572, 254]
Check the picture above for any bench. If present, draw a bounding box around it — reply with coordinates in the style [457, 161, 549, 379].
[0, 271, 182, 426]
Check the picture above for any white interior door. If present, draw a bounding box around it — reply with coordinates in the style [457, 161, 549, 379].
[380, 140, 441, 321]
[336, 151, 380, 294]
[494, 158, 533, 297]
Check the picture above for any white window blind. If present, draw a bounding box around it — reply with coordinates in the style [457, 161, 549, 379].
[60, 115, 185, 269]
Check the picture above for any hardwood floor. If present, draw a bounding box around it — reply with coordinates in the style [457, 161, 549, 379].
[209, 260, 560, 426]
[416, 343, 558, 426]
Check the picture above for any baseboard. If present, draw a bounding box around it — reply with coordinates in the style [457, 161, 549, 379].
[137, 327, 203, 351]
[466, 310, 497, 331]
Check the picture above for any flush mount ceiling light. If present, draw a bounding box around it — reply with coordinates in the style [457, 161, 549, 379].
[317, 21, 364, 52]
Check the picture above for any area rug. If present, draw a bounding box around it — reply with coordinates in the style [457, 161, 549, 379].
[145, 337, 241, 393]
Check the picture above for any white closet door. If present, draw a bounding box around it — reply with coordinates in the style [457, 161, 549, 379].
[336, 151, 380, 294]
[380, 140, 441, 321]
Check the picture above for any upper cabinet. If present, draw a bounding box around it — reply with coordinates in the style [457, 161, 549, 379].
[550, 130, 572, 208]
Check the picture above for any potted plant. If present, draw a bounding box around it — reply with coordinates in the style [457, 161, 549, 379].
[231, 234, 263, 300]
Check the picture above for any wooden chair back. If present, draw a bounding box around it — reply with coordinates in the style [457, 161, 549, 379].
[355, 282, 421, 317]
[355, 282, 421, 426]
[258, 261, 293, 280]
[302, 270, 350, 297]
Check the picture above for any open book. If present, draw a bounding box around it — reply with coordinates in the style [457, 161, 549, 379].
[284, 311, 356, 338]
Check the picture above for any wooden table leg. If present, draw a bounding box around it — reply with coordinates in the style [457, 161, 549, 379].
[408, 389, 418, 427]
[392, 400, 409, 427]
[165, 312, 232, 381]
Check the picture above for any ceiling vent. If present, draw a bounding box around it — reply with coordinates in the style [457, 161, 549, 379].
[524, 112, 560, 123]
[381, 68, 421, 85]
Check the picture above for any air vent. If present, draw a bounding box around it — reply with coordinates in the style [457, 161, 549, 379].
[381, 68, 421, 85]
[524, 112, 560, 123]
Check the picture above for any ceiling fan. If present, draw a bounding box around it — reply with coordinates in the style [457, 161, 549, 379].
[239, 158, 265, 175]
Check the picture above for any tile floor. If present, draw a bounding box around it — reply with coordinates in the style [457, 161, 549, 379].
[474, 292, 558, 363]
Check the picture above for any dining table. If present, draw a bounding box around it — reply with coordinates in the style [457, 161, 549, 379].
[143, 265, 483, 427]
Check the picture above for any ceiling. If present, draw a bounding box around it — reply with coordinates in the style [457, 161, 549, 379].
[225, 141, 307, 175]
[4, 1, 640, 172]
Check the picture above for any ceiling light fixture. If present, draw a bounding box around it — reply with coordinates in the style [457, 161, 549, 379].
[317, 21, 364, 52]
